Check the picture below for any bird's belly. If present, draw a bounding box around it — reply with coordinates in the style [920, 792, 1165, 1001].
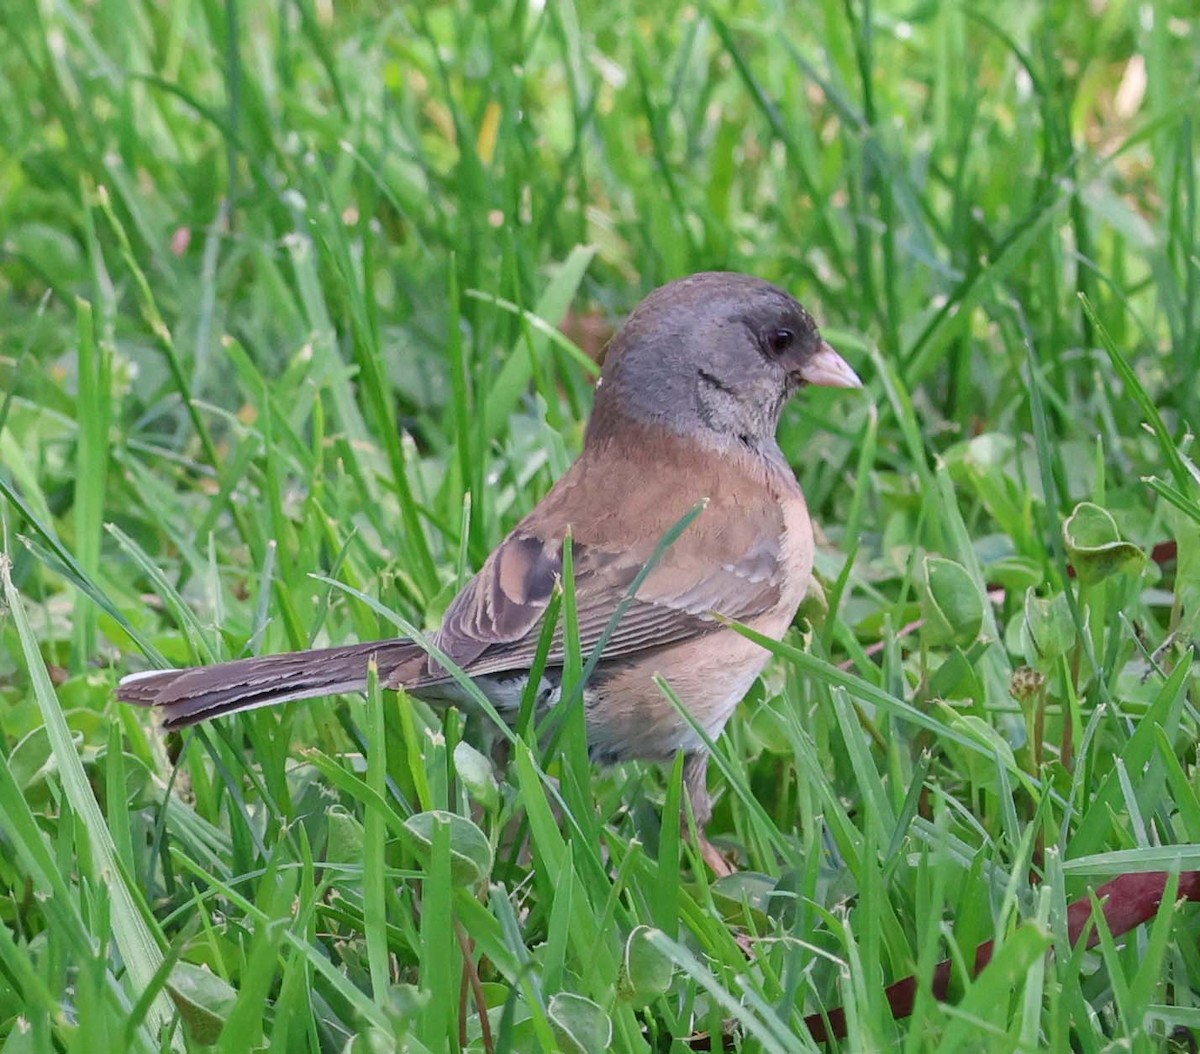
[581, 629, 778, 762]
[774, 490, 815, 624]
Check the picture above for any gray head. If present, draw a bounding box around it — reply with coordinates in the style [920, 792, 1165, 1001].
[588, 272, 861, 449]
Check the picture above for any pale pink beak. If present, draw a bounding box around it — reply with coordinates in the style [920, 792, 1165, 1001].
[799, 340, 863, 389]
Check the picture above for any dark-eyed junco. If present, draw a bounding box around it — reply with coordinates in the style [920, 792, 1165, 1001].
[119, 272, 862, 872]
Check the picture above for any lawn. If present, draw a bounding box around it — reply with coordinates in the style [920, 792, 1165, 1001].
[1, 0, 1199, 1050]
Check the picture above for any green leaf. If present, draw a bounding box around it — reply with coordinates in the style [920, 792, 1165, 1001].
[1064, 844, 1200, 875]
[325, 805, 366, 864]
[710, 873, 777, 921]
[384, 984, 432, 1035]
[928, 648, 983, 700]
[1062, 502, 1146, 584]
[547, 993, 612, 1054]
[983, 554, 1043, 591]
[920, 555, 984, 646]
[7, 725, 54, 793]
[1022, 588, 1076, 662]
[620, 926, 674, 1007]
[453, 740, 500, 811]
[945, 714, 1019, 775]
[167, 962, 237, 1046]
[403, 811, 493, 886]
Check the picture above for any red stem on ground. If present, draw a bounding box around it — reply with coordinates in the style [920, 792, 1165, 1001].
[804, 870, 1200, 1042]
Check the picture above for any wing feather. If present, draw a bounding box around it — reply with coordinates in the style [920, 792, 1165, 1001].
[393, 518, 786, 687]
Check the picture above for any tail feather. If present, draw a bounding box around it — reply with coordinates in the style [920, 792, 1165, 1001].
[117, 639, 429, 729]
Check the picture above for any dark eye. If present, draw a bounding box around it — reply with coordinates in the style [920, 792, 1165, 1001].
[766, 328, 795, 355]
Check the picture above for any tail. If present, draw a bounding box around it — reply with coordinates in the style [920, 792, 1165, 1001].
[117, 639, 429, 729]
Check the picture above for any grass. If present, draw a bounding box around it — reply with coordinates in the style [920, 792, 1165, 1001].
[1, 0, 1199, 1050]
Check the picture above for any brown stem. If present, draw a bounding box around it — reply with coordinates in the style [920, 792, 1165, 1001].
[456, 920, 494, 1054]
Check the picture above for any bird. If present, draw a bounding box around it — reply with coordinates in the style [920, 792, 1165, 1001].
[118, 271, 862, 873]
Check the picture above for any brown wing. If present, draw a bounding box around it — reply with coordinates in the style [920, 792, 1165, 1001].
[405, 420, 806, 686]
[412, 523, 782, 681]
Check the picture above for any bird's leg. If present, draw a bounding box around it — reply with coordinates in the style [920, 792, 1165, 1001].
[683, 752, 735, 877]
